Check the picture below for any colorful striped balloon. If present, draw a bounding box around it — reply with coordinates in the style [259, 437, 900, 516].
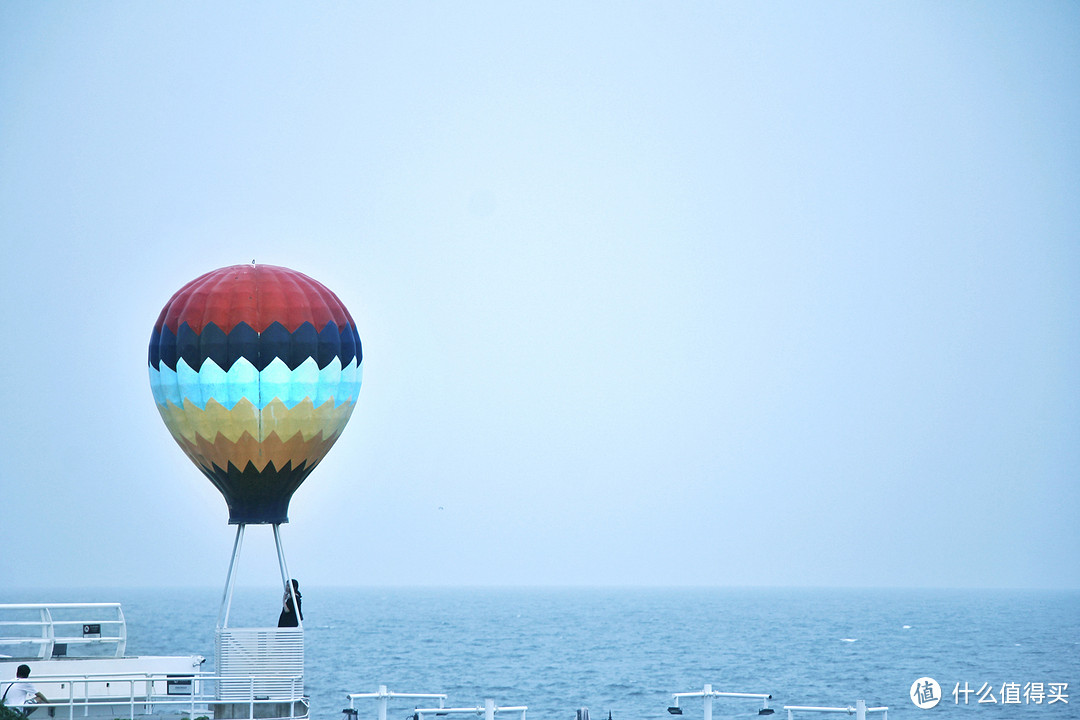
[148, 264, 362, 524]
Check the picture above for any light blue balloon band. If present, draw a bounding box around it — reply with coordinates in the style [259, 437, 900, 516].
[149, 356, 363, 410]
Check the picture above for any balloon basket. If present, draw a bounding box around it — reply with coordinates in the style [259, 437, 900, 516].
[214, 626, 305, 711]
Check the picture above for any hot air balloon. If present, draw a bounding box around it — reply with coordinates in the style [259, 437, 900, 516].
[149, 264, 362, 635]
[148, 264, 362, 525]
[146, 262, 362, 704]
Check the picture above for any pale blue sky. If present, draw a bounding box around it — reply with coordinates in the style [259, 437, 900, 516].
[1, 2, 1077, 589]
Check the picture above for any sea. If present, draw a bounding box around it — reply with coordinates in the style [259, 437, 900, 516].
[2, 588, 1078, 720]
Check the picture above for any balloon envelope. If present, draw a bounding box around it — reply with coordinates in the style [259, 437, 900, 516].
[148, 264, 362, 524]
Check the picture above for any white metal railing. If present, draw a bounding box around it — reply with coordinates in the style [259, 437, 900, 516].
[0, 604, 126, 659]
[783, 701, 887, 720]
[414, 699, 526, 720]
[0, 671, 306, 720]
[344, 688, 524, 720]
[669, 684, 774, 717]
[346, 686, 448, 720]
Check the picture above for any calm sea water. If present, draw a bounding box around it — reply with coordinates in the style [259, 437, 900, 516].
[3, 588, 1077, 720]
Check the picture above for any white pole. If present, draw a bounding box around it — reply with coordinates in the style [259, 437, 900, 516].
[218, 524, 245, 629]
[703, 685, 712, 720]
[485, 699, 495, 720]
[273, 524, 301, 628]
[378, 686, 387, 720]
[856, 700, 865, 720]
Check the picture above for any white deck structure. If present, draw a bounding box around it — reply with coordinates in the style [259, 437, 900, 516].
[0, 603, 305, 720]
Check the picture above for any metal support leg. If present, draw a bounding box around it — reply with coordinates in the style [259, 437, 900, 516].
[217, 524, 246, 629]
[273, 524, 301, 628]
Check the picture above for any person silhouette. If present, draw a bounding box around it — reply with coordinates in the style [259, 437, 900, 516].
[2, 665, 49, 716]
[278, 579, 303, 627]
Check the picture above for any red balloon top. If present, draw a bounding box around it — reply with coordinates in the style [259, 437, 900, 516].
[153, 264, 355, 335]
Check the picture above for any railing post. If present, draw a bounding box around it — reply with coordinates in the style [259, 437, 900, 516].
[378, 685, 388, 720]
[703, 685, 712, 720]
[485, 699, 495, 720]
[855, 700, 865, 720]
[116, 604, 127, 656]
[41, 606, 54, 659]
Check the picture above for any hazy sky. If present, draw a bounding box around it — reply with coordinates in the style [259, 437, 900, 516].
[2, 2, 1077, 590]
